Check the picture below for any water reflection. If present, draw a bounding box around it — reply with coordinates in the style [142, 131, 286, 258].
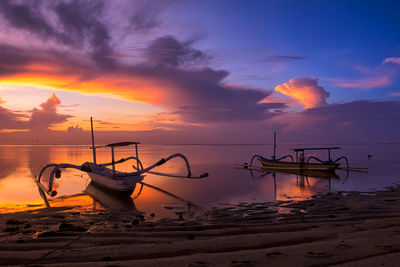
[85, 182, 138, 210]
[1, 144, 400, 214]
[248, 167, 343, 201]
[37, 180, 198, 220]
[0, 147, 21, 180]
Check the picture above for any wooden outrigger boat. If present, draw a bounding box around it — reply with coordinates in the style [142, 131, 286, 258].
[248, 133, 348, 172]
[36, 118, 208, 197]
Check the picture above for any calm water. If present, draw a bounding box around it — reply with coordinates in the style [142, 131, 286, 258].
[0, 144, 399, 217]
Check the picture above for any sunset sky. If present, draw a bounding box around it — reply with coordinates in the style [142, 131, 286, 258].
[0, 0, 399, 144]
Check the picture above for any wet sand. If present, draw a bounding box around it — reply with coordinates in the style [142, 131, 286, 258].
[2, 187, 400, 266]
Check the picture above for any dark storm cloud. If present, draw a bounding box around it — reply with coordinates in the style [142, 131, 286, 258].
[303, 100, 400, 124]
[149, 68, 285, 122]
[0, 0, 72, 44]
[128, 0, 171, 32]
[54, 0, 114, 67]
[0, 0, 114, 67]
[278, 100, 400, 143]
[0, 1, 284, 124]
[264, 55, 308, 62]
[0, 44, 31, 76]
[145, 36, 209, 67]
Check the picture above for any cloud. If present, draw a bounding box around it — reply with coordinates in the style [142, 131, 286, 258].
[382, 57, 400, 64]
[145, 36, 209, 67]
[334, 75, 391, 89]
[0, 0, 71, 45]
[331, 62, 399, 90]
[390, 92, 400, 97]
[53, 0, 114, 67]
[67, 125, 84, 134]
[29, 93, 72, 131]
[0, 34, 282, 123]
[275, 78, 330, 109]
[0, 1, 290, 124]
[0, 95, 28, 130]
[128, 0, 172, 32]
[264, 55, 308, 62]
[0, 94, 74, 132]
[268, 100, 400, 143]
[0, 105, 26, 130]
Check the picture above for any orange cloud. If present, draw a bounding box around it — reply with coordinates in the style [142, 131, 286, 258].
[275, 78, 329, 109]
[1, 64, 164, 105]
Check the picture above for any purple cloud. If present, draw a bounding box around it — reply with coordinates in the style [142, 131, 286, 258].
[29, 93, 72, 131]
[264, 55, 308, 62]
[383, 57, 400, 64]
[145, 36, 209, 67]
[276, 100, 400, 143]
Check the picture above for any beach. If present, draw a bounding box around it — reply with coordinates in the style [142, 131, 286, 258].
[1, 186, 400, 266]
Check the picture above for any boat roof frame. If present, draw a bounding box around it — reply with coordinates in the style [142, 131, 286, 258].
[291, 147, 341, 152]
[90, 141, 140, 149]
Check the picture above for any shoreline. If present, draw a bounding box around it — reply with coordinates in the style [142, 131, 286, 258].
[1, 187, 400, 266]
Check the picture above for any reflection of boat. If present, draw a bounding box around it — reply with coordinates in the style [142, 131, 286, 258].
[259, 167, 339, 179]
[85, 182, 137, 210]
[249, 132, 348, 172]
[36, 117, 208, 197]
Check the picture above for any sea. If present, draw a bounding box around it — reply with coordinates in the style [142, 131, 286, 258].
[1, 144, 399, 217]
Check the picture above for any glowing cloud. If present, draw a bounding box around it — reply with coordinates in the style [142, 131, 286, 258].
[29, 93, 71, 131]
[382, 57, 400, 64]
[274, 78, 329, 109]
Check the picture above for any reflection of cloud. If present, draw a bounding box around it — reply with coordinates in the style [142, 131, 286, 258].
[0, 147, 20, 179]
[383, 57, 400, 64]
[275, 78, 329, 109]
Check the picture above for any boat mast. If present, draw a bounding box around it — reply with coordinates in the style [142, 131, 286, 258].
[90, 117, 97, 166]
[273, 131, 277, 160]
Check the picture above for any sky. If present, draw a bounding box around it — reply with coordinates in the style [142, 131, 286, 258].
[0, 0, 399, 144]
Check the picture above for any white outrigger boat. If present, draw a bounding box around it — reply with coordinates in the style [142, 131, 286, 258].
[36, 118, 208, 197]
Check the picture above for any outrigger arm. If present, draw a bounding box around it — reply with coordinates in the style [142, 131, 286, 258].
[249, 154, 294, 167]
[306, 155, 349, 169]
[36, 163, 88, 197]
[36, 154, 208, 197]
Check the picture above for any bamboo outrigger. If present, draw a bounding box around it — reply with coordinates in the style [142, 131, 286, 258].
[36, 118, 208, 197]
[248, 132, 349, 172]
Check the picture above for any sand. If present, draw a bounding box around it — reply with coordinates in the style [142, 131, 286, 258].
[1, 187, 400, 266]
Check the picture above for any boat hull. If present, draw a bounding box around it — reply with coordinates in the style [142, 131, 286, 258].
[88, 172, 144, 192]
[259, 159, 338, 171]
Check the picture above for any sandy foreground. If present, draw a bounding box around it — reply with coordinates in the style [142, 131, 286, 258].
[1, 187, 400, 267]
